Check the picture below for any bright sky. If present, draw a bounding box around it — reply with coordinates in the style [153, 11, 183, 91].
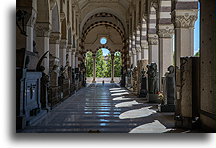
[102, 48, 110, 56]
[194, 2, 200, 54]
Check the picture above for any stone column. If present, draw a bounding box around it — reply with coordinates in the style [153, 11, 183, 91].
[141, 42, 149, 62]
[110, 53, 115, 83]
[35, 22, 51, 74]
[148, 34, 159, 66]
[172, 10, 198, 67]
[132, 49, 137, 68]
[72, 49, 76, 69]
[75, 53, 79, 68]
[49, 32, 61, 86]
[158, 24, 174, 89]
[26, 10, 37, 52]
[49, 32, 61, 58]
[135, 27, 142, 61]
[67, 44, 72, 67]
[132, 34, 137, 67]
[92, 53, 96, 83]
[59, 39, 68, 67]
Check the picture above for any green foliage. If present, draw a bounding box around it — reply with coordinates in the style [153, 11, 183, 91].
[114, 52, 122, 77]
[86, 52, 93, 77]
[85, 49, 122, 78]
[96, 49, 107, 77]
[105, 53, 111, 77]
[195, 51, 200, 57]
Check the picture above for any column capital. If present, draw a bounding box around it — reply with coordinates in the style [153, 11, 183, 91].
[67, 43, 72, 49]
[60, 12, 66, 22]
[132, 48, 137, 55]
[136, 47, 142, 52]
[129, 50, 132, 56]
[60, 39, 68, 49]
[141, 42, 149, 49]
[148, 34, 159, 45]
[72, 48, 76, 53]
[49, 32, 61, 44]
[172, 10, 198, 28]
[157, 24, 174, 38]
[35, 22, 51, 37]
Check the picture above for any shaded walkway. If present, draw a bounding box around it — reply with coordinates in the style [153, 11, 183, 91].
[20, 83, 176, 133]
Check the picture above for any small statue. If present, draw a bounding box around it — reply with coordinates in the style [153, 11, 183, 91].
[147, 63, 158, 94]
[139, 68, 148, 97]
[132, 66, 138, 92]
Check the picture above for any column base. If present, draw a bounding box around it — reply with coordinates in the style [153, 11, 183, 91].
[110, 80, 114, 83]
[92, 80, 96, 83]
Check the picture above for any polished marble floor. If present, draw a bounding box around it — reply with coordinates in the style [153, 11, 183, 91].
[20, 83, 178, 133]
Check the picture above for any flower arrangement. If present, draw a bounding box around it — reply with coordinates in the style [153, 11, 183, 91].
[158, 92, 165, 104]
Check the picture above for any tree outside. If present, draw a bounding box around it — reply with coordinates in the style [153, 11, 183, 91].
[85, 49, 122, 78]
[114, 52, 122, 77]
[85, 51, 93, 77]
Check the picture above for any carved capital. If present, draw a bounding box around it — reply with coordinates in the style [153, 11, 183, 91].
[72, 48, 76, 53]
[136, 47, 142, 52]
[141, 41, 149, 49]
[49, 32, 61, 44]
[129, 50, 132, 57]
[60, 39, 68, 49]
[50, 0, 57, 10]
[132, 48, 137, 55]
[172, 10, 198, 28]
[157, 24, 174, 38]
[67, 44, 72, 50]
[35, 22, 51, 37]
[148, 34, 158, 45]
[60, 12, 66, 22]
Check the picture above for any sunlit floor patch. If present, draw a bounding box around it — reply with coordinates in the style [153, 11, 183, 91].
[109, 88, 122, 91]
[111, 92, 129, 96]
[115, 100, 141, 108]
[119, 106, 156, 119]
[113, 97, 134, 101]
[110, 90, 128, 93]
[129, 120, 172, 133]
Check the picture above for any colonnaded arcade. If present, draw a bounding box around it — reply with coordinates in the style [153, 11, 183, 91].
[16, 0, 215, 133]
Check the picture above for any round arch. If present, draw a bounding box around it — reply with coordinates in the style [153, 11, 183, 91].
[80, 7, 127, 35]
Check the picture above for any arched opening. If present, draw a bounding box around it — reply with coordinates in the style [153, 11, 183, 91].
[96, 48, 111, 81]
[85, 51, 93, 77]
[114, 51, 122, 78]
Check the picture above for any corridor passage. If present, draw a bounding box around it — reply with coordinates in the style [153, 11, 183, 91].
[21, 83, 176, 133]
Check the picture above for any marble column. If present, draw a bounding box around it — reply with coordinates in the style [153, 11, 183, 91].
[135, 27, 142, 61]
[72, 49, 76, 69]
[92, 53, 96, 83]
[132, 33, 137, 67]
[49, 32, 61, 86]
[59, 39, 68, 67]
[35, 22, 51, 74]
[26, 10, 37, 52]
[141, 42, 149, 61]
[110, 53, 115, 83]
[132, 49, 137, 68]
[172, 10, 198, 67]
[67, 44, 72, 67]
[148, 34, 159, 66]
[158, 24, 174, 89]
